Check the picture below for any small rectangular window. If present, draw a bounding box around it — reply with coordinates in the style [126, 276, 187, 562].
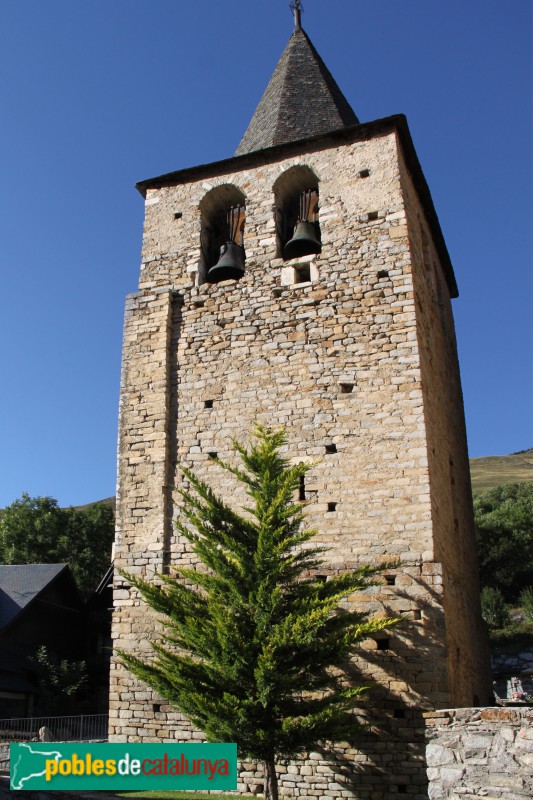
[294, 264, 311, 284]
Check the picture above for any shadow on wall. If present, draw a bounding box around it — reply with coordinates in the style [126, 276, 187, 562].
[278, 566, 490, 799]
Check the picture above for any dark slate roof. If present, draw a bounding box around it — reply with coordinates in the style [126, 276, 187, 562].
[0, 673, 39, 694]
[0, 564, 68, 631]
[235, 24, 358, 156]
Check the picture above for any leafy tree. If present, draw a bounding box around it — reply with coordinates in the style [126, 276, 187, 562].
[61, 503, 115, 596]
[120, 427, 398, 800]
[0, 495, 65, 564]
[30, 645, 88, 715]
[474, 482, 533, 602]
[519, 587, 533, 623]
[480, 586, 511, 629]
[0, 493, 114, 595]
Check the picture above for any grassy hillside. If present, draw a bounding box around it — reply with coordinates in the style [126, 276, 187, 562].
[470, 448, 533, 495]
[74, 496, 116, 512]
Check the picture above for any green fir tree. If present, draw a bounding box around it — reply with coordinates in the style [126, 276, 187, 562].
[120, 427, 399, 800]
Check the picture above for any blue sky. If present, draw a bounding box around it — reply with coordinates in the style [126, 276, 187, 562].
[0, 0, 531, 508]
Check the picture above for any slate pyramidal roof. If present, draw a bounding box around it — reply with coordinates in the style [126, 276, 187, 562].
[235, 19, 359, 155]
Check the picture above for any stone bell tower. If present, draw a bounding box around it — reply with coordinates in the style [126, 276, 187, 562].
[110, 5, 491, 798]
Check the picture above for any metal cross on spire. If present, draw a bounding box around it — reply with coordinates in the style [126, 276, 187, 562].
[290, 0, 303, 29]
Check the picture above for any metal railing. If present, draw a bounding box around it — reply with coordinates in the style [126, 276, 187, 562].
[0, 714, 108, 771]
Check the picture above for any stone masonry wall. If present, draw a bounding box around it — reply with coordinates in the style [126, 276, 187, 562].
[111, 125, 488, 798]
[396, 138, 492, 708]
[425, 707, 533, 799]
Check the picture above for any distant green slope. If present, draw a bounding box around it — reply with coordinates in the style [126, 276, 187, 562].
[74, 496, 116, 512]
[470, 448, 533, 494]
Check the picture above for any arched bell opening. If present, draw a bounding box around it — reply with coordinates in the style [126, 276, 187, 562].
[199, 185, 246, 284]
[273, 166, 321, 260]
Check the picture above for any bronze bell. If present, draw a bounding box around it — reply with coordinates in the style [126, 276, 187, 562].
[207, 242, 246, 283]
[283, 220, 322, 260]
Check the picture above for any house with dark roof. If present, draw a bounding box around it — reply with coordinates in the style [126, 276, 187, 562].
[0, 564, 85, 717]
[85, 564, 114, 714]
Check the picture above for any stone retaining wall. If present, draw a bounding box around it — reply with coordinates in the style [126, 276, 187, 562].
[492, 648, 533, 682]
[424, 706, 533, 799]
